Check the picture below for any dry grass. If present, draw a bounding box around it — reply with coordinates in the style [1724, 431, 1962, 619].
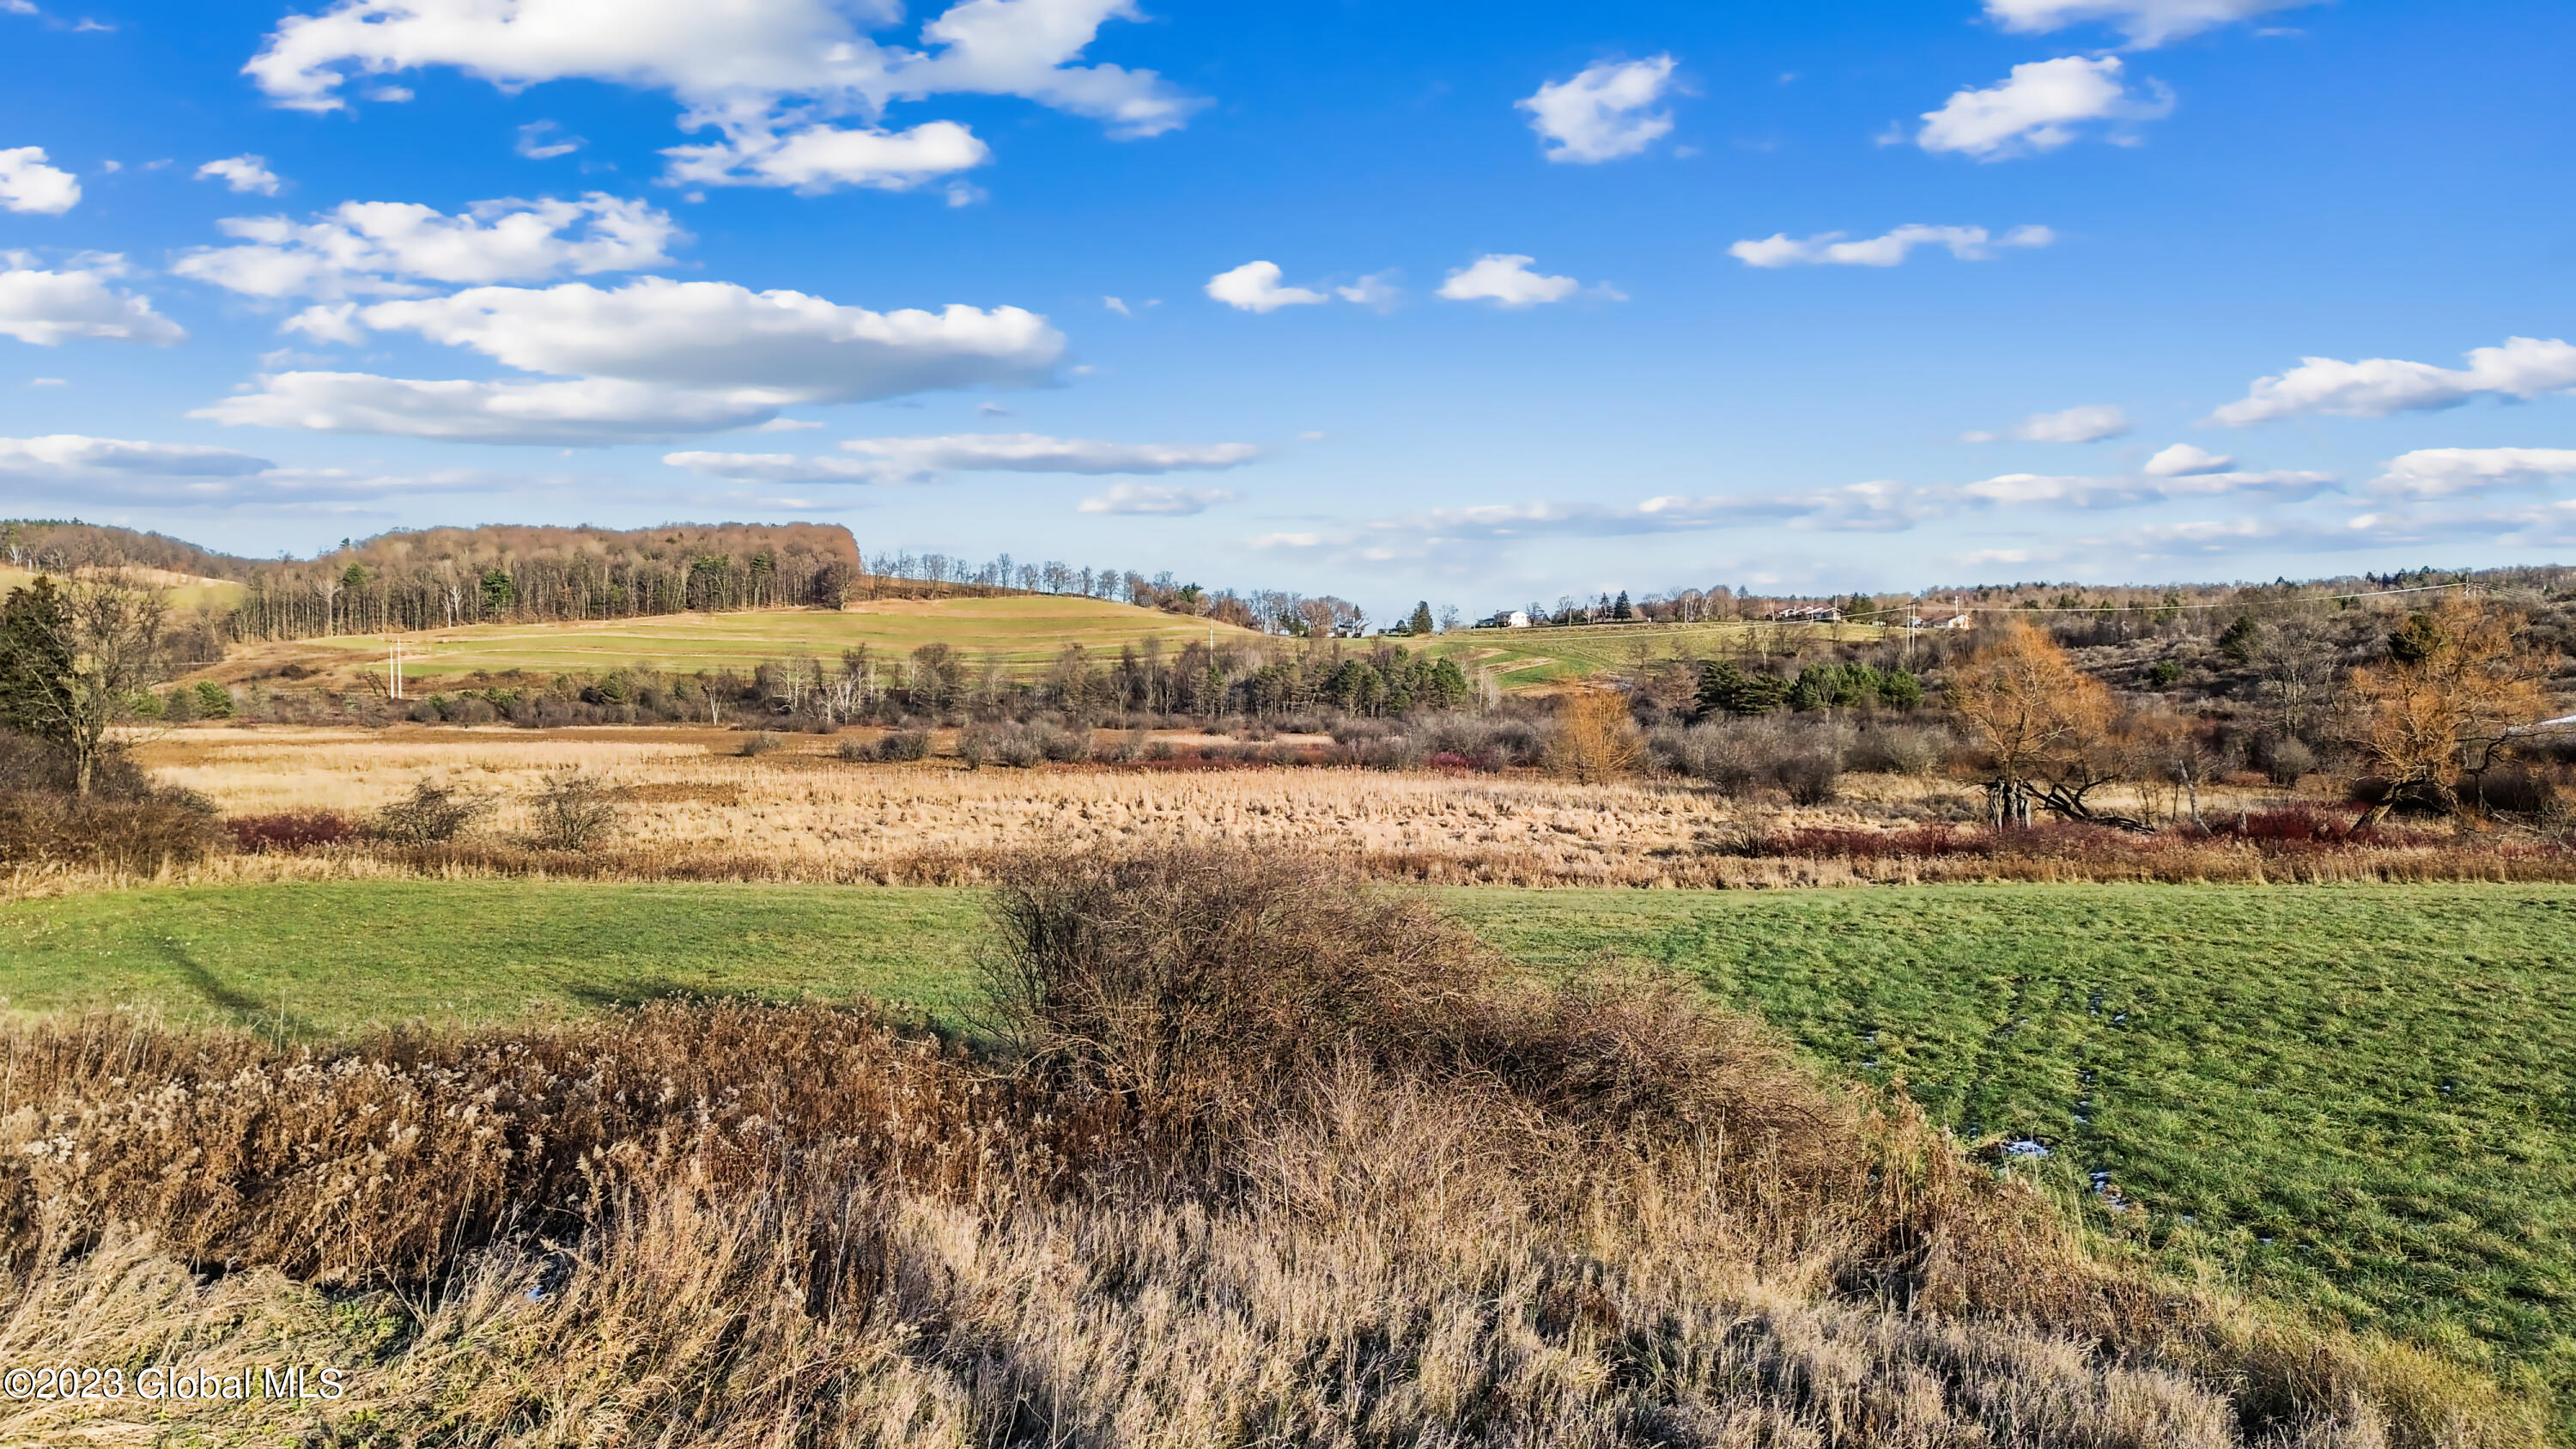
[60, 723, 2570, 897]
[0, 844, 2533, 1446]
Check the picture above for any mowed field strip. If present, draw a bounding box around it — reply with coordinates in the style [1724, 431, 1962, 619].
[209, 594, 1270, 684]
[8, 878, 2572, 1423]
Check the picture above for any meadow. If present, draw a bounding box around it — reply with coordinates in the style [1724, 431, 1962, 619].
[7, 876, 2571, 1430]
[207, 594, 1267, 688]
[0, 563, 243, 612]
[1423, 617, 1886, 688]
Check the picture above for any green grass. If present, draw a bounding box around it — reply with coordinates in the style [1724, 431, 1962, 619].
[236, 594, 1265, 684]
[1421, 618, 1887, 687]
[0, 882, 987, 1033]
[7, 880, 2572, 1424]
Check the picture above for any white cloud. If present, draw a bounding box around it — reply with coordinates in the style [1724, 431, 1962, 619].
[1437, 254, 1596, 308]
[2143, 442, 2235, 476]
[0, 434, 275, 479]
[173, 193, 685, 299]
[666, 432, 1260, 484]
[1103, 295, 1131, 316]
[0, 147, 81, 215]
[246, 0, 1203, 188]
[2371, 447, 2576, 500]
[27, 377, 64, 386]
[2209, 337, 2576, 424]
[1, 2, 37, 15]
[1965, 404, 2131, 443]
[1206, 260, 1327, 314]
[1517, 55, 1677, 164]
[196, 155, 283, 196]
[313, 278, 1060, 397]
[1961, 466, 2331, 507]
[0, 259, 186, 345]
[661, 119, 989, 192]
[515, 121, 583, 159]
[1984, 0, 2320, 47]
[1917, 57, 2172, 160]
[1077, 482, 1236, 514]
[1730, 223, 2054, 268]
[194, 372, 787, 445]
[210, 278, 1064, 444]
[1335, 271, 1401, 310]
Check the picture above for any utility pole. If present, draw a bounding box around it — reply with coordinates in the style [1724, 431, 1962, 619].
[388, 637, 404, 700]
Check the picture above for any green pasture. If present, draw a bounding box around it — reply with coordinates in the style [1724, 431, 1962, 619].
[5, 880, 2571, 1424]
[1423, 618, 1889, 687]
[243, 595, 1266, 683]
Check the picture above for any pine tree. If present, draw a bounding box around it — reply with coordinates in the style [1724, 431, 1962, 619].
[1406, 600, 1436, 636]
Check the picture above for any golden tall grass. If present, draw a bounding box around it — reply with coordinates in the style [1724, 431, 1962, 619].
[0, 845, 2530, 1446]
[69, 723, 2573, 896]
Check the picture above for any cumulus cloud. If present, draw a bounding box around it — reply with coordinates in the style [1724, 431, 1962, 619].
[1517, 55, 1678, 164]
[313, 278, 1061, 394]
[173, 193, 685, 299]
[2209, 336, 2576, 424]
[1917, 57, 2172, 160]
[196, 155, 283, 195]
[204, 277, 1063, 444]
[1077, 482, 1236, 514]
[0, 434, 274, 479]
[661, 119, 990, 192]
[0, 257, 186, 345]
[1206, 260, 1327, 314]
[1437, 254, 1604, 308]
[1729, 223, 2053, 268]
[666, 432, 1260, 484]
[245, 0, 1203, 189]
[2371, 447, 2576, 499]
[0, 147, 80, 214]
[1964, 404, 2131, 444]
[2143, 442, 2234, 476]
[1984, 0, 2321, 46]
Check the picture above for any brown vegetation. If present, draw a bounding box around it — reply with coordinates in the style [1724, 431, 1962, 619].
[0, 844, 2532, 1446]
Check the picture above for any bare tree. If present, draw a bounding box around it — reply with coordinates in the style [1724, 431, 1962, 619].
[0, 575, 171, 795]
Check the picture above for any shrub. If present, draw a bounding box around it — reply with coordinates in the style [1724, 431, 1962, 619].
[1850, 722, 1956, 777]
[0, 789, 224, 869]
[1546, 691, 1642, 782]
[875, 728, 933, 763]
[226, 810, 357, 853]
[526, 772, 619, 852]
[2264, 735, 2319, 786]
[738, 731, 783, 758]
[1771, 750, 1844, 805]
[192, 679, 235, 718]
[371, 777, 489, 845]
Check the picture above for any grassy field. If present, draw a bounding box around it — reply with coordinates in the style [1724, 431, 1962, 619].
[7, 879, 2571, 1424]
[0, 563, 243, 612]
[1423, 618, 1891, 687]
[204, 594, 1267, 686]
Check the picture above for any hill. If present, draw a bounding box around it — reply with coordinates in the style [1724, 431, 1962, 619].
[198, 593, 1268, 688]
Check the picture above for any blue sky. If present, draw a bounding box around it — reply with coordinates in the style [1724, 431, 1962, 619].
[1, 0, 2571, 618]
